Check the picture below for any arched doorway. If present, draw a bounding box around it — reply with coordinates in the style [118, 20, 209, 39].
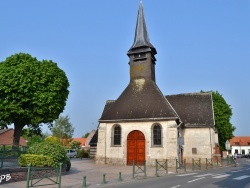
[127, 130, 145, 165]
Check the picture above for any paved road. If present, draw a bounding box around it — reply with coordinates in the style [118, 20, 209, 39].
[108, 159, 250, 188]
[1, 158, 249, 187]
[1, 158, 161, 187]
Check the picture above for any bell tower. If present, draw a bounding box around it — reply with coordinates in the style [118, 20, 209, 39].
[127, 1, 157, 82]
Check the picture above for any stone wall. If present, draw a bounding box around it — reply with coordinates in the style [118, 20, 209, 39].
[181, 127, 218, 163]
[96, 120, 178, 166]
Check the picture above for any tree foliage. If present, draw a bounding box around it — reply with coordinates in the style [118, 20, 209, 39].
[51, 115, 74, 145]
[0, 53, 69, 148]
[27, 142, 68, 168]
[45, 136, 60, 144]
[82, 132, 90, 138]
[0, 120, 8, 129]
[212, 91, 235, 150]
[21, 126, 42, 138]
[70, 141, 81, 150]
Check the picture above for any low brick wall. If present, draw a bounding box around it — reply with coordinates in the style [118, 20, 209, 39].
[0, 165, 67, 184]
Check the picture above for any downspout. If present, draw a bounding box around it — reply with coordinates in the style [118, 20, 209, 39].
[210, 92, 215, 159]
[209, 126, 212, 159]
[177, 121, 184, 162]
[105, 123, 107, 164]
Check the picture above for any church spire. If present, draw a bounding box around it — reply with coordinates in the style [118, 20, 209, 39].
[128, 1, 157, 55]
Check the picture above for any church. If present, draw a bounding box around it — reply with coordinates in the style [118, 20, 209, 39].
[92, 2, 219, 166]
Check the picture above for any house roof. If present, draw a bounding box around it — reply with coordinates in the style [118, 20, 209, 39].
[99, 79, 179, 122]
[230, 136, 250, 146]
[0, 128, 27, 146]
[166, 92, 215, 127]
[0, 129, 10, 135]
[72, 138, 87, 147]
[89, 130, 98, 146]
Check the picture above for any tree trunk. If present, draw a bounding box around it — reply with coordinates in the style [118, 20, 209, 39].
[13, 123, 25, 149]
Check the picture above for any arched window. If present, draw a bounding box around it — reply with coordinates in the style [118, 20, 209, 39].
[152, 124, 162, 146]
[112, 124, 121, 146]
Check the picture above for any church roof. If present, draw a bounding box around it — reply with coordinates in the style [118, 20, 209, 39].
[166, 92, 215, 127]
[127, 1, 156, 55]
[99, 79, 178, 122]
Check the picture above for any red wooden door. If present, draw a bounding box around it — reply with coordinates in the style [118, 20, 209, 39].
[127, 130, 145, 165]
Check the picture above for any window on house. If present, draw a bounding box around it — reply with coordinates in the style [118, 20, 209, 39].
[192, 148, 197, 154]
[248, 142, 250, 146]
[152, 124, 162, 146]
[112, 125, 121, 146]
[235, 149, 238, 154]
[242, 149, 245, 155]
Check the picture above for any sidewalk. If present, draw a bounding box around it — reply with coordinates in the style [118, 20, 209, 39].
[1, 158, 178, 188]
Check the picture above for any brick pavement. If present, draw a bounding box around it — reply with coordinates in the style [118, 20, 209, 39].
[0, 158, 178, 188]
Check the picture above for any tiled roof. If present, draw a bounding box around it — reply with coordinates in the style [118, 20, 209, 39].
[166, 92, 215, 127]
[72, 138, 87, 147]
[230, 136, 250, 146]
[0, 129, 27, 146]
[0, 129, 10, 135]
[99, 79, 179, 122]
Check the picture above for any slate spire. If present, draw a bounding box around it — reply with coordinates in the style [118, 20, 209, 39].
[128, 1, 157, 55]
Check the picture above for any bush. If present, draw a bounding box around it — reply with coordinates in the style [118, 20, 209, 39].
[18, 154, 53, 167]
[45, 136, 60, 144]
[77, 149, 83, 158]
[27, 142, 67, 168]
[77, 149, 90, 158]
[65, 156, 71, 171]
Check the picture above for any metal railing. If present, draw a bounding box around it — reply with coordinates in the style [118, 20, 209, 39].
[155, 159, 168, 176]
[176, 159, 186, 173]
[192, 158, 201, 171]
[205, 158, 213, 169]
[26, 163, 62, 188]
[0, 145, 27, 168]
[132, 160, 146, 179]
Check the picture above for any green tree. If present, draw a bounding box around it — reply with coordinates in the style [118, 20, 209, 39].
[51, 115, 74, 145]
[70, 141, 81, 150]
[0, 53, 69, 148]
[211, 91, 235, 150]
[21, 127, 44, 146]
[21, 126, 42, 138]
[0, 120, 8, 129]
[82, 132, 90, 138]
[26, 135, 44, 146]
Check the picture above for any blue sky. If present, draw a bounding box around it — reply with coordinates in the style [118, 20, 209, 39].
[1, 1, 249, 137]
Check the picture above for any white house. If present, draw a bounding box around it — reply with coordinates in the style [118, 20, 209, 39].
[230, 136, 250, 155]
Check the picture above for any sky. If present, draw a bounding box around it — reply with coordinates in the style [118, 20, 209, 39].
[0, 1, 249, 138]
